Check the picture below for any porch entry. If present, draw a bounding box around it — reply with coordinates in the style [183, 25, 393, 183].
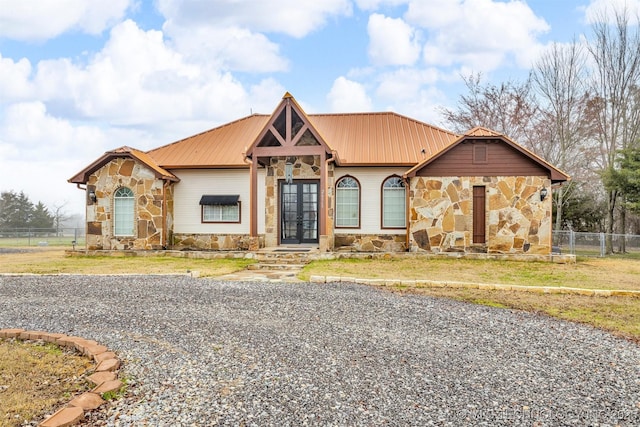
[280, 180, 319, 244]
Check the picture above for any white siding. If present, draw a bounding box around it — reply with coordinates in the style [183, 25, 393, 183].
[333, 167, 408, 235]
[257, 169, 265, 234]
[173, 169, 265, 234]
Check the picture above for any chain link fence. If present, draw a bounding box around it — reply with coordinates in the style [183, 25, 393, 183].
[2, 227, 638, 257]
[553, 230, 640, 257]
[0, 228, 85, 248]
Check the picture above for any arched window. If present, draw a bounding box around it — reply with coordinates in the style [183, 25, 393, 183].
[382, 176, 406, 228]
[335, 176, 360, 228]
[114, 187, 135, 236]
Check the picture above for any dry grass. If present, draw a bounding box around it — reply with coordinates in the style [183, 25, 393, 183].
[0, 248, 254, 276]
[0, 340, 92, 426]
[300, 256, 640, 290]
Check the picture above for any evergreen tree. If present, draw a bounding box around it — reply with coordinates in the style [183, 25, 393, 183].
[0, 191, 33, 229]
[0, 190, 54, 230]
[31, 201, 55, 231]
[604, 147, 640, 214]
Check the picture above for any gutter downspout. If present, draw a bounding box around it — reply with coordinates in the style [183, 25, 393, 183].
[323, 153, 336, 251]
[75, 184, 88, 251]
[243, 152, 258, 241]
[162, 180, 169, 249]
[403, 175, 411, 252]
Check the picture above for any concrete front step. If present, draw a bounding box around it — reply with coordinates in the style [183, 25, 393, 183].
[247, 263, 306, 271]
[254, 257, 310, 264]
[254, 254, 313, 263]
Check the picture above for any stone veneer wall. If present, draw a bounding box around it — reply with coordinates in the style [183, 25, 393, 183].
[334, 234, 406, 252]
[410, 176, 552, 254]
[172, 233, 264, 250]
[264, 156, 334, 248]
[86, 158, 169, 250]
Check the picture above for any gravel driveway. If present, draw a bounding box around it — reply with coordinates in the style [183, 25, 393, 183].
[1, 275, 639, 426]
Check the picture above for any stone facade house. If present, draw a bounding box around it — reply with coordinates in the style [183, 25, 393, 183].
[69, 93, 569, 255]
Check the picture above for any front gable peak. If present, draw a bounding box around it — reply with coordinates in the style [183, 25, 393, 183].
[245, 93, 333, 161]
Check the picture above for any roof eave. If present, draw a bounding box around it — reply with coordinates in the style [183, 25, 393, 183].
[68, 149, 179, 185]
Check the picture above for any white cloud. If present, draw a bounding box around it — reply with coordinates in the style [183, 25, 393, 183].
[0, 102, 107, 160]
[163, 23, 289, 73]
[157, 0, 352, 38]
[583, 0, 640, 24]
[327, 77, 373, 112]
[355, 0, 409, 10]
[247, 79, 288, 113]
[0, 0, 132, 40]
[0, 54, 33, 101]
[385, 86, 449, 125]
[367, 14, 421, 66]
[31, 20, 254, 127]
[0, 101, 114, 214]
[406, 0, 549, 71]
[375, 67, 440, 101]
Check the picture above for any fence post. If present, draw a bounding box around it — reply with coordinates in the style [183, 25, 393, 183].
[599, 233, 605, 257]
[569, 230, 575, 255]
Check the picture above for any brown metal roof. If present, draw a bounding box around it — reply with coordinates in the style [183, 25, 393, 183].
[464, 126, 503, 138]
[147, 109, 459, 168]
[148, 115, 271, 168]
[310, 112, 458, 165]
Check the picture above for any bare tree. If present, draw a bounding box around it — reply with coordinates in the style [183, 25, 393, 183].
[52, 201, 70, 236]
[440, 72, 539, 147]
[586, 5, 640, 252]
[531, 40, 592, 230]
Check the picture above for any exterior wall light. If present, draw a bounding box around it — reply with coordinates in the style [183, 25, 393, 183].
[540, 186, 548, 202]
[285, 161, 294, 184]
[88, 190, 97, 203]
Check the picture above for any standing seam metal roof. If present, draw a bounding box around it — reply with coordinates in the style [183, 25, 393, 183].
[146, 111, 459, 168]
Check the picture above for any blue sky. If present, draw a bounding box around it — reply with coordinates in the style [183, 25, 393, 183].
[1, 0, 638, 216]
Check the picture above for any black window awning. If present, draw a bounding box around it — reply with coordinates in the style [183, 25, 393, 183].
[199, 195, 239, 205]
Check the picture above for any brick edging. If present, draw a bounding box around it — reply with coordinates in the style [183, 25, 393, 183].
[0, 329, 123, 427]
[308, 276, 640, 297]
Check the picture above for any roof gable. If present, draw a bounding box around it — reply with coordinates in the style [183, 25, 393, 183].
[405, 127, 570, 183]
[68, 146, 178, 184]
[245, 92, 334, 162]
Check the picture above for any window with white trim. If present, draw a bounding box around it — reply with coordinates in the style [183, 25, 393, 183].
[114, 187, 135, 236]
[382, 176, 406, 228]
[335, 176, 360, 227]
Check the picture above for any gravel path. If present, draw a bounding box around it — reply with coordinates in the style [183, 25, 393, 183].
[1, 275, 639, 426]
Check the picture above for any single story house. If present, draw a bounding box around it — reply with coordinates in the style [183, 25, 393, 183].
[69, 92, 569, 254]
